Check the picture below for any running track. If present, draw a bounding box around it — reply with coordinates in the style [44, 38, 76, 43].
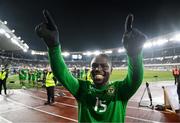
[0, 81, 180, 123]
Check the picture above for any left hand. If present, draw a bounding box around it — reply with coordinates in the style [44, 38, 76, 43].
[122, 14, 147, 56]
[35, 10, 60, 48]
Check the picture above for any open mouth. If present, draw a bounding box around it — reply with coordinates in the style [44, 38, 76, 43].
[92, 70, 107, 83]
[94, 71, 105, 82]
[95, 74, 104, 80]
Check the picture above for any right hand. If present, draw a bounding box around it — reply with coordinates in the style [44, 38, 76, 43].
[35, 10, 60, 48]
[122, 14, 147, 56]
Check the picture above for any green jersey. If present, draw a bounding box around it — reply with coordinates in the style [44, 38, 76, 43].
[32, 70, 37, 81]
[19, 69, 27, 80]
[48, 46, 143, 122]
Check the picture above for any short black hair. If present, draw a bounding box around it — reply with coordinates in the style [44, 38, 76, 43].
[91, 54, 112, 66]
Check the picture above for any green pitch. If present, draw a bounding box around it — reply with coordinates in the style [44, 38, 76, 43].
[7, 75, 34, 89]
[6, 69, 174, 89]
[110, 69, 174, 82]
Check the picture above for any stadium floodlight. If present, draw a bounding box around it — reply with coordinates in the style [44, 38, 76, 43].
[83, 51, 92, 56]
[170, 33, 180, 42]
[93, 50, 102, 56]
[0, 29, 6, 34]
[118, 48, 125, 53]
[23, 49, 28, 52]
[31, 50, 35, 55]
[164, 56, 173, 59]
[173, 55, 178, 60]
[12, 29, 15, 33]
[121, 59, 126, 62]
[3, 21, 7, 25]
[153, 39, 168, 46]
[18, 36, 21, 40]
[24, 43, 29, 49]
[0, 20, 29, 52]
[104, 50, 112, 54]
[31, 50, 46, 55]
[62, 52, 70, 57]
[11, 38, 18, 45]
[143, 41, 152, 48]
[4, 33, 11, 38]
[155, 57, 164, 61]
[41, 52, 46, 55]
[82, 52, 86, 55]
[10, 38, 24, 50]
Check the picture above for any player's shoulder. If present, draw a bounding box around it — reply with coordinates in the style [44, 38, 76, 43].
[109, 80, 123, 85]
[78, 79, 92, 86]
[109, 80, 125, 88]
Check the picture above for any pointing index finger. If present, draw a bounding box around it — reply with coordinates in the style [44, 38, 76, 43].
[125, 14, 134, 32]
[43, 9, 57, 30]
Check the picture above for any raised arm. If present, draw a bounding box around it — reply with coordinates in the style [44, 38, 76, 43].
[35, 10, 79, 96]
[118, 14, 147, 100]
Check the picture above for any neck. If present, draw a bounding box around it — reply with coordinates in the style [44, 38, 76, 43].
[94, 81, 108, 89]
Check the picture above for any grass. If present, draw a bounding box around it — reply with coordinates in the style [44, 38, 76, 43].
[6, 69, 174, 89]
[7, 75, 35, 89]
[110, 69, 174, 82]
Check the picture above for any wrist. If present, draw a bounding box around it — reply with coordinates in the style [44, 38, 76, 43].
[126, 49, 142, 57]
[45, 38, 60, 48]
[48, 44, 61, 52]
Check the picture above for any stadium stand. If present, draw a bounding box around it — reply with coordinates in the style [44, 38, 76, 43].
[0, 20, 180, 71]
[1, 40, 180, 72]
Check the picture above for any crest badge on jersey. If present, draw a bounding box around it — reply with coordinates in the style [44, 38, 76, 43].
[107, 86, 115, 96]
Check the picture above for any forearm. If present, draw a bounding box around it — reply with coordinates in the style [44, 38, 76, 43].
[122, 52, 144, 99]
[126, 53, 143, 85]
[48, 45, 79, 96]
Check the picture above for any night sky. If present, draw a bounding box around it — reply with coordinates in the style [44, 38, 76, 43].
[1, 0, 180, 52]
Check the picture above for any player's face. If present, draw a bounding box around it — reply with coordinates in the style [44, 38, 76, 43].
[90, 56, 112, 86]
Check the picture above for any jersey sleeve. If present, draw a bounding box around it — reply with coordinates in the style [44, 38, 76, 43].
[48, 45, 79, 96]
[118, 53, 144, 100]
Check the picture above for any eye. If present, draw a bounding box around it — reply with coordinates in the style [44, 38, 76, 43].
[101, 64, 109, 70]
[91, 63, 110, 70]
[92, 63, 98, 69]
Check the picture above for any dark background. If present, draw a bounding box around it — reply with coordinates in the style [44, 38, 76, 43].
[1, 0, 180, 51]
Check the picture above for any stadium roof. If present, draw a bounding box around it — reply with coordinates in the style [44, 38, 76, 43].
[30, 31, 180, 56]
[0, 20, 29, 51]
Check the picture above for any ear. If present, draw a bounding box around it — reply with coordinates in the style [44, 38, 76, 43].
[110, 67, 113, 74]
